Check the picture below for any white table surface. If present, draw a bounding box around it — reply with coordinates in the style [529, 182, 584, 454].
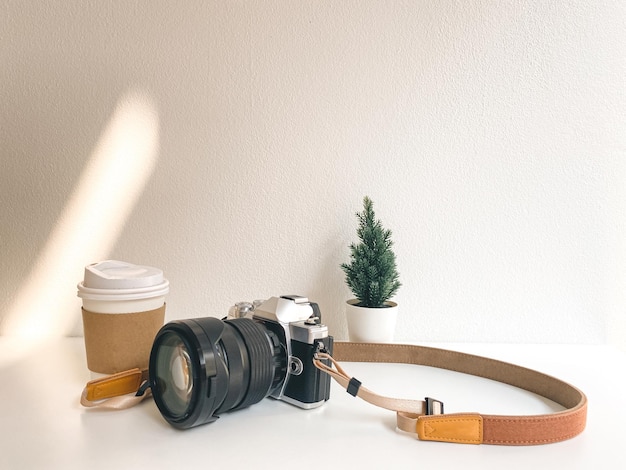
[0, 337, 623, 469]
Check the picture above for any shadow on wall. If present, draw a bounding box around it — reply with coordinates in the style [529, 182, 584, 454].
[1, 90, 160, 339]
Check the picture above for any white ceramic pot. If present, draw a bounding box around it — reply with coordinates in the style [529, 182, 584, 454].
[345, 299, 398, 343]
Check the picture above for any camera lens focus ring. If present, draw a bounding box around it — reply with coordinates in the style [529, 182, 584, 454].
[227, 318, 277, 410]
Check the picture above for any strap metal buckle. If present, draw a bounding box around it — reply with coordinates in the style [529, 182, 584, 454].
[425, 397, 444, 415]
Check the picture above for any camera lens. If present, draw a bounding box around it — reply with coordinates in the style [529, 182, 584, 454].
[149, 317, 286, 429]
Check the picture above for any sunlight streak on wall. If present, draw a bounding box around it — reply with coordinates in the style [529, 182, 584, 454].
[1, 91, 160, 338]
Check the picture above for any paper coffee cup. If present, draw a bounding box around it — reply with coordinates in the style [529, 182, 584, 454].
[77, 260, 169, 375]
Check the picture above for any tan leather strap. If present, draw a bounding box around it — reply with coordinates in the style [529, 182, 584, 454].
[321, 342, 587, 445]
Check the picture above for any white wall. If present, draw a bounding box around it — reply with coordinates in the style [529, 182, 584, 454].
[1, 1, 625, 349]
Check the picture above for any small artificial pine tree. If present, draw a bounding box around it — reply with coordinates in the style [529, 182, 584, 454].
[341, 196, 401, 308]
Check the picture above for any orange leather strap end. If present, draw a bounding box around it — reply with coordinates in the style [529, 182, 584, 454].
[85, 368, 143, 401]
[416, 414, 484, 444]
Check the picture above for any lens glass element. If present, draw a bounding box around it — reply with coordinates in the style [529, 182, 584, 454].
[153, 332, 195, 419]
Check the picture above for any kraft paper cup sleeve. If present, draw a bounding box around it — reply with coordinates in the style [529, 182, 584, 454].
[82, 304, 165, 375]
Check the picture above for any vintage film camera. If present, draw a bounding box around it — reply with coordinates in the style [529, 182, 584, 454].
[148, 295, 333, 429]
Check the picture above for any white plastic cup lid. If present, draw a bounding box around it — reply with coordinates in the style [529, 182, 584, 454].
[77, 260, 169, 301]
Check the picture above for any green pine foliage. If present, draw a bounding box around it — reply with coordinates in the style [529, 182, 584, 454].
[341, 196, 401, 308]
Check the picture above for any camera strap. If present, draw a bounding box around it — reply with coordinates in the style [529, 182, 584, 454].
[80, 341, 587, 446]
[313, 342, 587, 445]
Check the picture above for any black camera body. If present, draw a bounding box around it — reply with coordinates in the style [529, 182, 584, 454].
[250, 295, 333, 408]
[149, 295, 333, 429]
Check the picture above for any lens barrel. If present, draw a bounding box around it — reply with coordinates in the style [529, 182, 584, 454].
[149, 317, 286, 429]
